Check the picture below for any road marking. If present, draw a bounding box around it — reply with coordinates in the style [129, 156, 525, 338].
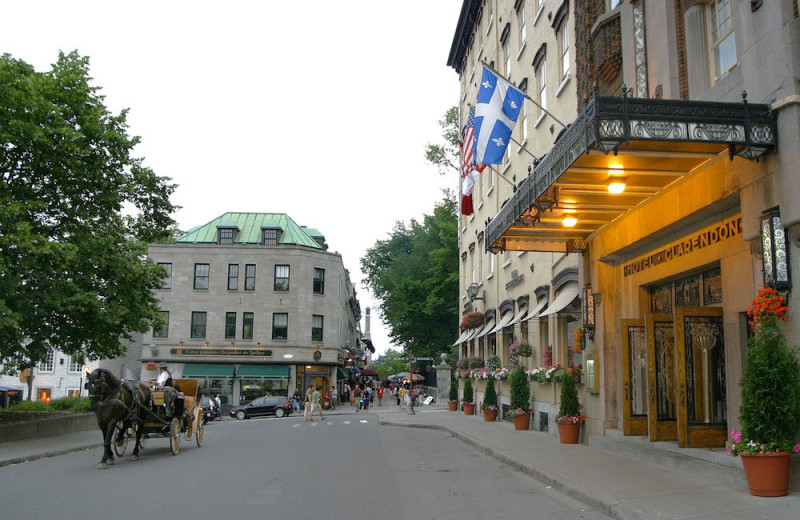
[359, 420, 368, 423]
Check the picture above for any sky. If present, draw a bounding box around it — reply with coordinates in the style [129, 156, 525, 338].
[1, 1, 463, 357]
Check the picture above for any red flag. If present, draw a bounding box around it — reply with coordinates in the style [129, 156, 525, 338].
[461, 107, 486, 216]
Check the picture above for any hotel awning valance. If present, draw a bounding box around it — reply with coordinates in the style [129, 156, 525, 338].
[536, 283, 580, 318]
[453, 328, 471, 346]
[181, 364, 234, 379]
[483, 310, 514, 336]
[464, 324, 485, 342]
[507, 304, 529, 327]
[486, 94, 777, 253]
[525, 298, 549, 321]
[237, 365, 290, 379]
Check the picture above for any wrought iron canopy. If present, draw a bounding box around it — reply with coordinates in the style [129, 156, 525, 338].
[486, 92, 777, 253]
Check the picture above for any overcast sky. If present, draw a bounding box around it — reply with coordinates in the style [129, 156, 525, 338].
[2, 1, 463, 357]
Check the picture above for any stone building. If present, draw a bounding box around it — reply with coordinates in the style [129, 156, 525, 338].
[449, 0, 800, 451]
[111, 212, 365, 409]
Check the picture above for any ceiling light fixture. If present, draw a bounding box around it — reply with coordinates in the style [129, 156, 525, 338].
[563, 216, 578, 227]
[607, 180, 626, 194]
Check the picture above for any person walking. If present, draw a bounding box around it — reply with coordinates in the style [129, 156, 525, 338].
[398, 385, 406, 410]
[352, 385, 361, 410]
[361, 385, 371, 412]
[310, 385, 325, 421]
[377, 386, 384, 406]
[214, 393, 222, 414]
[330, 385, 338, 409]
[292, 388, 301, 413]
[342, 382, 350, 405]
[303, 387, 313, 421]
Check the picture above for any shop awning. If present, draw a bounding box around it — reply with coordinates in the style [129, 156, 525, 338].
[337, 368, 350, 379]
[507, 304, 529, 327]
[452, 328, 471, 346]
[237, 365, 289, 379]
[536, 283, 580, 318]
[181, 364, 234, 379]
[464, 324, 485, 342]
[482, 310, 514, 336]
[525, 298, 549, 321]
[475, 317, 496, 338]
[485, 94, 777, 254]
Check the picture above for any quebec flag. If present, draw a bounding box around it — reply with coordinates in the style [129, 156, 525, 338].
[474, 67, 525, 165]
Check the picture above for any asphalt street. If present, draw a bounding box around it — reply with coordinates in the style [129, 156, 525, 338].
[0, 411, 611, 520]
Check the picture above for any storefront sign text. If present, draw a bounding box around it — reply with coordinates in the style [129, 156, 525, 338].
[170, 347, 273, 357]
[623, 217, 742, 277]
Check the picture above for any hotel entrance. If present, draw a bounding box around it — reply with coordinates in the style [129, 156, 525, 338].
[622, 267, 728, 448]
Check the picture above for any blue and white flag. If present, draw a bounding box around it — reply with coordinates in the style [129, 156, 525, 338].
[473, 67, 525, 165]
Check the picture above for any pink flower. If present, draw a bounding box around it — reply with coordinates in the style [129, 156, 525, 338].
[729, 430, 742, 443]
[793, 444, 800, 453]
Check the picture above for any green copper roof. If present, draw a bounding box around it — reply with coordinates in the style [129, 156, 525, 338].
[177, 213, 323, 248]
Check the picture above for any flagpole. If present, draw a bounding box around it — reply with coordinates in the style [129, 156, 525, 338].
[467, 103, 541, 162]
[480, 60, 568, 130]
[485, 165, 517, 188]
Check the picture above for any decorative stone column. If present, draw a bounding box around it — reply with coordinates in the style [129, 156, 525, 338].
[436, 353, 452, 407]
[684, 3, 711, 99]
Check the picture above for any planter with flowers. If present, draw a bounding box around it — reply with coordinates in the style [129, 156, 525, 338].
[727, 287, 800, 496]
[448, 378, 459, 411]
[483, 376, 498, 422]
[556, 371, 585, 444]
[462, 378, 475, 415]
[508, 365, 531, 430]
[460, 311, 485, 330]
[145, 361, 159, 371]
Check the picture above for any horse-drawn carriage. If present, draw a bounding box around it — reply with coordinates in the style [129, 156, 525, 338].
[86, 369, 204, 469]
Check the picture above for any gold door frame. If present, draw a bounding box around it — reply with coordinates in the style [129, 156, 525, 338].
[622, 319, 648, 436]
[646, 312, 677, 441]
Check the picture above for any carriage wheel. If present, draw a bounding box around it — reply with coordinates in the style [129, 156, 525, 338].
[169, 417, 181, 456]
[113, 423, 129, 457]
[195, 416, 204, 447]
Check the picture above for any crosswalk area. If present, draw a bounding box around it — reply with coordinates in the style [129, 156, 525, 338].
[293, 419, 369, 427]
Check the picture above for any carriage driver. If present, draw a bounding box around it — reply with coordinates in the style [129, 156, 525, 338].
[156, 362, 173, 387]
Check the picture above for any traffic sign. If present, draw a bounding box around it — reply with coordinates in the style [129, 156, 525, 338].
[82, 365, 92, 378]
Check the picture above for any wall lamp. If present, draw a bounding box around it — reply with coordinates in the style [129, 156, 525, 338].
[466, 283, 485, 302]
[582, 286, 595, 341]
[760, 210, 791, 292]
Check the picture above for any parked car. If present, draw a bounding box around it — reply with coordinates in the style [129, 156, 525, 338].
[200, 396, 220, 422]
[229, 396, 293, 419]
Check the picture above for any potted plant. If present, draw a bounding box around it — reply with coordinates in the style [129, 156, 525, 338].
[556, 371, 585, 444]
[728, 287, 800, 496]
[448, 377, 459, 411]
[508, 365, 530, 430]
[483, 376, 498, 422]
[462, 378, 475, 415]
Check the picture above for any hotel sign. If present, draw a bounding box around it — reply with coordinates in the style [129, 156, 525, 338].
[169, 347, 273, 357]
[623, 216, 742, 277]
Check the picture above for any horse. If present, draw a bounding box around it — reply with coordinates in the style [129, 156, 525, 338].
[85, 368, 151, 469]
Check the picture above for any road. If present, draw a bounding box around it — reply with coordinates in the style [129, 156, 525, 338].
[0, 412, 612, 520]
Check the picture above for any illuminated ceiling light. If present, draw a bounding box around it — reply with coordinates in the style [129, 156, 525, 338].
[607, 181, 626, 194]
[563, 216, 578, 227]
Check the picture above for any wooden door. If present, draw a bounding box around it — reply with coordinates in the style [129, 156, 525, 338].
[675, 306, 727, 448]
[646, 312, 677, 441]
[622, 320, 648, 435]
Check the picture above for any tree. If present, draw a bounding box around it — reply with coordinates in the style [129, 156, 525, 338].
[0, 52, 177, 372]
[424, 106, 460, 176]
[361, 197, 459, 359]
[370, 349, 410, 380]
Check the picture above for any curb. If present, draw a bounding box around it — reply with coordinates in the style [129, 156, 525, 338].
[379, 417, 638, 520]
[0, 443, 102, 468]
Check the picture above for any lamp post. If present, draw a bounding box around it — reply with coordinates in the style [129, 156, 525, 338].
[408, 356, 416, 415]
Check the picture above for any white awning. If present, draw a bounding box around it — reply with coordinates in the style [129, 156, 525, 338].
[452, 328, 471, 346]
[525, 297, 549, 321]
[483, 310, 514, 336]
[464, 324, 485, 342]
[475, 317, 496, 338]
[536, 282, 580, 318]
[507, 304, 529, 327]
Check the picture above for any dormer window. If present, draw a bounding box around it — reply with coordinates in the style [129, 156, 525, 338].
[263, 228, 280, 245]
[218, 228, 236, 245]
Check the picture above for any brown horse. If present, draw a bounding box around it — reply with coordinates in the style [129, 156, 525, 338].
[85, 368, 151, 469]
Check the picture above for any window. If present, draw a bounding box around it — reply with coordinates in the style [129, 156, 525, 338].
[68, 357, 81, 373]
[38, 350, 55, 372]
[191, 311, 207, 339]
[194, 263, 210, 290]
[517, 3, 526, 50]
[225, 312, 237, 339]
[312, 315, 324, 342]
[537, 59, 547, 117]
[245, 264, 256, 291]
[67, 388, 80, 398]
[709, 0, 736, 80]
[518, 78, 528, 144]
[608, 0, 621, 10]
[558, 22, 570, 79]
[153, 311, 169, 338]
[37, 388, 52, 402]
[157, 262, 172, 290]
[243, 312, 254, 340]
[272, 313, 288, 340]
[313, 268, 325, 294]
[218, 228, 235, 245]
[228, 264, 239, 291]
[274, 265, 290, 291]
[263, 229, 278, 245]
[504, 38, 511, 76]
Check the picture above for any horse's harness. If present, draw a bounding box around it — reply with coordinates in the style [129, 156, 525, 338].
[88, 373, 144, 422]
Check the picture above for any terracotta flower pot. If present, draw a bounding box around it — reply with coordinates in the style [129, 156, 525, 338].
[558, 422, 581, 444]
[463, 402, 475, 415]
[512, 413, 529, 430]
[448, 401, 458, 411]
[483, 408, 497, 422]
[741, 452, 792, 497]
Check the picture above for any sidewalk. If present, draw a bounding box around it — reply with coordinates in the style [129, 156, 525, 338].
[378, 407, 800, 520]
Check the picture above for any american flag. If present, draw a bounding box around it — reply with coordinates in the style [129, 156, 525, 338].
[461, 106, 486, 216]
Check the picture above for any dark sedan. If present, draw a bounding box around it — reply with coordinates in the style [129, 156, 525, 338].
[200, 396, 221, 422]
[229, 396, 293, 419]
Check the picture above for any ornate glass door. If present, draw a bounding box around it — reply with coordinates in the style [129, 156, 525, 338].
[675, 306, 727, 448]
[646, 313, 677, 441]
[622, 319, 648, 435]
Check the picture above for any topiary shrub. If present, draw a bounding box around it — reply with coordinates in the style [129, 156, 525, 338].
[509, 365, 530, 412]
[557, 371, 583, 423]
[463, 378, 474, 404]
[483, 376, 497, 410]
[449, 378, 459, 402]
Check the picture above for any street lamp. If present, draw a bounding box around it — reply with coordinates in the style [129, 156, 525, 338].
[466, 283, 485, 303]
